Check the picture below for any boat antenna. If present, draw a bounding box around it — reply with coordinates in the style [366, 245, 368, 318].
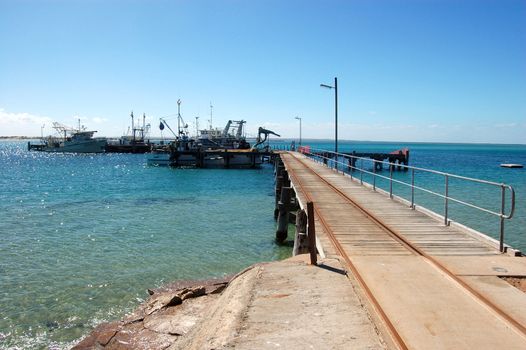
[142, 113, 146, 140]
[195, 116, 199, 137]
[131, 111, 135, 141]
[177, 99, 182, 138]
[209, 102, 213, 129]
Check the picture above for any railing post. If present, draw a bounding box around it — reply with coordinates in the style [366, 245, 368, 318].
[373, 161, 377, 191]
[444, 175, 449, 226]
[389, 163, 393, 199]
[499, 185, 505, 253]
[411, 168, 415, 209]
[307, 201, 317, 265]
[360, 159, 363, 185]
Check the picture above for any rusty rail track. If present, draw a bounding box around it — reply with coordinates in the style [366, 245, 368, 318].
[283, 152, 526, 349]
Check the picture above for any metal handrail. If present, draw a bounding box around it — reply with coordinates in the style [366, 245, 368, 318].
[298, 147, 516, 252]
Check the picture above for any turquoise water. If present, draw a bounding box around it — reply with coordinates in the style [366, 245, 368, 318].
[300, 140, 526, 251]
[0, 141, 289, 349]
[0, 140, 525, 349]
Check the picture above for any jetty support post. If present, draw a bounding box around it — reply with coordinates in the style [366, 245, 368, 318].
[274, 156, 285, 219]
[275, 167, 290, 218]
[276, 187, 292, 243]
[282, 169, 290, 187]
[274, 175, 283, 219]
[307, 201, 317, 265]
[292, 209, 309, 255]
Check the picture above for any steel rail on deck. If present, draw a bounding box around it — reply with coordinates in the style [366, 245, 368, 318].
[283, 152, 526, 345]
[284, 156, 410, 350]
[302, 147, 516, 253]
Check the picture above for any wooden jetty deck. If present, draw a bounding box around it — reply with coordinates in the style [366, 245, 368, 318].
[278, 151, 526, 349]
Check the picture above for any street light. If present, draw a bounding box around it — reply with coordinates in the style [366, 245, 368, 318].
[294, 116, 302, 147]
[320, 77, 338, 154]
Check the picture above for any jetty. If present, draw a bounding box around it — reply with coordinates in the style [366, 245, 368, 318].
[74, 148, 525, 350]
[272, 150, 525, 349]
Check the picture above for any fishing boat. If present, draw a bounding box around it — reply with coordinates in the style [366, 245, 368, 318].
[196, 120, 251, 150]
[105, 112, 153, 153]
[28, 120, 107, 153]
[147, 101, 277, 167]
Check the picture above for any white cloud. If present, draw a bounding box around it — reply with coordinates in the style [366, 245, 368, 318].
[92, 117, 108, 124]
[493, 122, 517, 128]
[0, 108, 52, 126]
[0, 108, 53, 136]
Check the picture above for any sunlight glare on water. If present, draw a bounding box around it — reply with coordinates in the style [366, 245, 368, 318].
[0, 141, 289, 349]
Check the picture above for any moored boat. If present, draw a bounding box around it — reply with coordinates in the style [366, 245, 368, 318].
[28, 121, 107, 153]
[105, 112, 153, 153]
[147, 100, 278, 168]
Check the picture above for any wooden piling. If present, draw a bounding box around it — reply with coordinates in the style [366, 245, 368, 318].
[276, 186, 292, 243]
[307, 201, 317, 265]
[292, 209, 309, 255]
[274, 175, 283, 219]
[282, 170, 290, 187]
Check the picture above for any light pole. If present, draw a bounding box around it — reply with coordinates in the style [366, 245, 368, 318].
[320, 77, 338, 154]
[295, 116, 302, 147]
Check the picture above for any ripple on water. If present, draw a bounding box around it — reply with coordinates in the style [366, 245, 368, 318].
[0, 141, 290, 349]
[2, 140, 524, 349]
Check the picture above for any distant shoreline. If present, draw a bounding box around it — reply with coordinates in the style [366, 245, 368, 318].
[1, 136, 525, 146]
[0, 136, 38, 139]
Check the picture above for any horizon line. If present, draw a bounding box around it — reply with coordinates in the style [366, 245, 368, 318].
[1, 135, 525, 147]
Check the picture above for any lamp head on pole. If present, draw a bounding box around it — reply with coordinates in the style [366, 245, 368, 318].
[320, 83, 334, 89]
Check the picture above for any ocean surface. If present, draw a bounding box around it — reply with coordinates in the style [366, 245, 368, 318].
[0, 139, 524, 349]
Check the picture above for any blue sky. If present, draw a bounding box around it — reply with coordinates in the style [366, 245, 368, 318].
[1, 0, 525, 143]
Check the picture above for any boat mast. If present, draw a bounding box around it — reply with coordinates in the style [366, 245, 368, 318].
[142, 113, 146, 140]
[131, 111, 135, 142]
[177, 99, 181, 139]
[209, 102, 213, 130]
[195, 116, 199, 137]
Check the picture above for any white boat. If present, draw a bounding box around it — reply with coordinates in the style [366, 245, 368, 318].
[28, 121, 107, 153]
